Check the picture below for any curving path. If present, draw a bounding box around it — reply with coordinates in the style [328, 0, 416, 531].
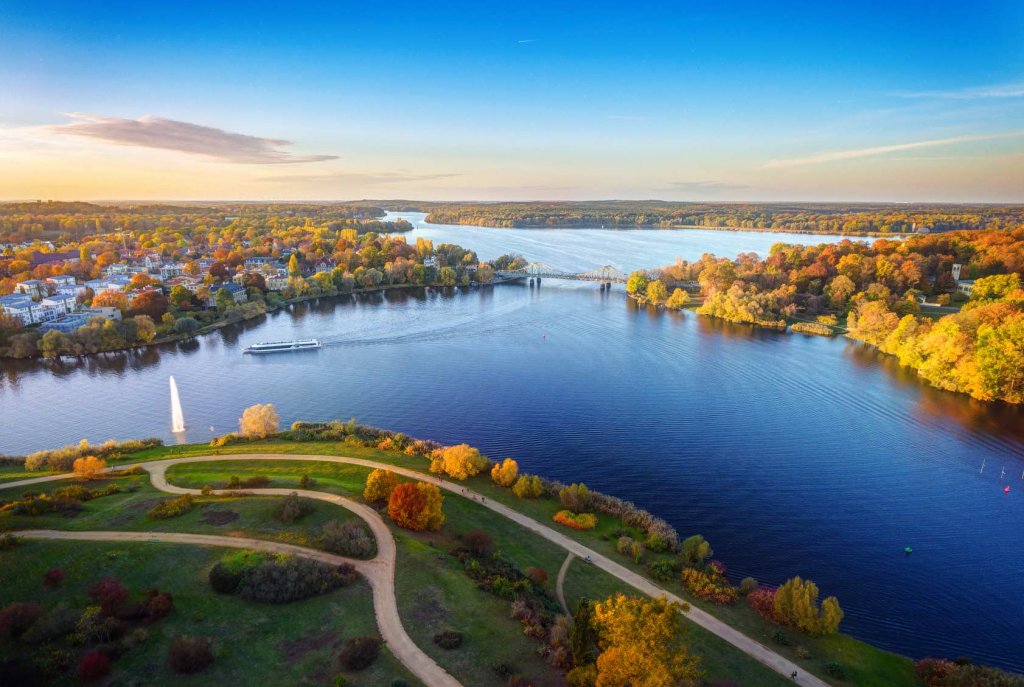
[555, 553, 574, 615]
[3, 454, 829, 687]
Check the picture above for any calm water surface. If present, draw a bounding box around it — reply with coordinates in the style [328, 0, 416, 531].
[1, 219, 1022, 671]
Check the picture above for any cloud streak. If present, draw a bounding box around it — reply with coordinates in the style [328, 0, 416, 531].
[49, 113, 338, 164]
[764, 132, 1023, 168]
[259, 171, 461, 185]
[667, 180, 748, 193]
[893, 82, 1024, 99]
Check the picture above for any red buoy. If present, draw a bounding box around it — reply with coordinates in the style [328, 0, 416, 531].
[1005, 486, 1011, 494]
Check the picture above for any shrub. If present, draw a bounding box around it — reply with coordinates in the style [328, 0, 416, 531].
[526, 567, 548, 585]
[491, 458, 519, 487]
[21, 603, 77, 643]
[0, 602, 42, 639]
[42, 567, 66, 588]
[201, 484, 213, 495]
[144, 589, 174, 622]
[433, 629, 463, 649]
[238, 556, 357, 603]
[209, 562, 243, 594]
[23, 437, 162, 472]
[77, 651, 111, 683]
[463, 529, 494, 557]
[168, 635, 215, 674]
[148, 494, 194, 519]
[71, 606, 122, 644]
[89, 577, 129, 616]
[553, 510, 597, 530]
[241, 475, 271, 488]
[747, 586, 778, 622]
[299, 473, 314, 489]
[363, 468, 401, 502]
[512, 474, 545, 499]
[646, 559, 677, 582]
[771, 628, 790, 646]
[387, 482, 444, 531]
[680, 534, 713, 567]
[681, 567, 738, 604]
[738, 576, 758, 596]
[72, 456, 107, 480]
[616, 535, 635, 556]
[915, 658, 958, 687]
[0, 532, 19, 550]
[274, 492, 313, 523]
[338, 635, 381, 670]
[558, 483, 592, 513]
[795, 645, 812, 659]
[320, 520, 375, 558]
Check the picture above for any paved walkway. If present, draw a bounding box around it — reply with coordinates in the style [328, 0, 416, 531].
[555, 552, 574, 614]
[4, 454, 828, 687]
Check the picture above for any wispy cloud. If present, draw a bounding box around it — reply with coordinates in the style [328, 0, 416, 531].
[608, 115, 652, 121]
[259, 171, 461, 185]
[893, 82, 1024, 99]
[764, 132, 1023, 169]
[666, 180, 748, 193]
[48, 113, 338, 164]
[517, 38, 536, 44]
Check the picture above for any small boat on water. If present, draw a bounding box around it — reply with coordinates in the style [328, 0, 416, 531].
[243, 339, 321, 354]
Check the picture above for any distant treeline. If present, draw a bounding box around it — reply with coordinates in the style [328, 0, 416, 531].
[385, 201, 1024, 235]
[0, 202, 388, 244]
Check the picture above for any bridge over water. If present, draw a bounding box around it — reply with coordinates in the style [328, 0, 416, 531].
[496, 262, 629, 284]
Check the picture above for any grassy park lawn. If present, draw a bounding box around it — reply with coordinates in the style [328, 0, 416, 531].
[0, 540, 417, 686]
[4, 440, 922, 685]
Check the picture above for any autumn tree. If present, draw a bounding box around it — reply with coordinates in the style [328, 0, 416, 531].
[92, 290, 129, 313]
[558, 483, 593, 513]
[625, 270, 649, 296]
[238, 403, 280, 438]
[773, 576, 844, 636]
[73, 456, 107, 480]
[363, 469, 401, 502]
[591, 594, 701, 687]
[680, 535, 713, 568]
[430, 444, 488, 480]
[387, 482, 444, 531]
[134, 315, 156, 343]
[288, 254, 301, 278]
[490, 458, 519, 487]
[665, 288, 690, 310]
[169, 285, 193, 309]
[512, 474, 545, 498]
[646, 279, 668, 304]
[129, 291, 169, 319]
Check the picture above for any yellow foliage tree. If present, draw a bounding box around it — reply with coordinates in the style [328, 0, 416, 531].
[364, 468, 401, 502]
[490, 458, 519, 487]
[433, 444, 488, 480]
[665, 288, 690, 310]
[591, 594, 701, 687]
[773, 576, 844, 636]
[72, 456, 107, 481]
[589, 589, 700, 687]
[238, 403, 280, 438]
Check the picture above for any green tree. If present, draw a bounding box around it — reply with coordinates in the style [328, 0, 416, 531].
[438, 266, 457, 286]
[570, 598, 596, 666]
[169, 285, 192, 309]
[215, 287, 234, 312]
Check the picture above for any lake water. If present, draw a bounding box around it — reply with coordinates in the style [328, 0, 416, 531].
[1, 216, 1022, 672]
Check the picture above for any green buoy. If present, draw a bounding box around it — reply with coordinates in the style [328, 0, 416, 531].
[904, 546, 913, 554]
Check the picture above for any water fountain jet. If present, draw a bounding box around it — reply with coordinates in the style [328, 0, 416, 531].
[169, 376, 186, 433]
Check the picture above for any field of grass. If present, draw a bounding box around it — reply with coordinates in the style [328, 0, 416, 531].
[0, 540, 418, 686]
[0, 474, 372, 556]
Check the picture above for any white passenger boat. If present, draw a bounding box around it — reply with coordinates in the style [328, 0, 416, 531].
[243, 339, 321, 354]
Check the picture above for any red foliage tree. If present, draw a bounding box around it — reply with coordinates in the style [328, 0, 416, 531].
[77, 651, 111, 683]
[43, 567, 65, 588]
[129, 290, 169, 319]
[89, 577, 129, 616]
[746, 586, 778, 622]
[387, 482, 426, 530]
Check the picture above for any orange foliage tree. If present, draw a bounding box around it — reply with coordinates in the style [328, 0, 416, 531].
[72, 456, 107, 480]
[387, 482, 444, 531]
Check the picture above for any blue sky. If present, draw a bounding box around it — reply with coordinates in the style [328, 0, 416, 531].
[1, 1, 1022, 201]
